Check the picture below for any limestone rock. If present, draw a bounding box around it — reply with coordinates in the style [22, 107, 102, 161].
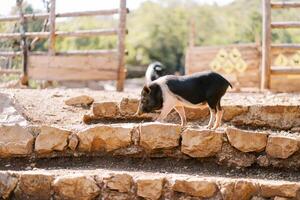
[105, 174, 133, 193]
[14, 173, 54, 200]
[119, 98, 139, 116]
[260, 182, 300, 198]
[77, 124, 132, 152]
[233, 180, 257, 200]
[181, 129, 223, 157]
[273, 197, 290, 200]
[0, 172, 18, 199]
[226, 127, 268, 153]
[35, 126, 71, 154]
[216, 143, 256, 167]
[223, 106, 248, 121]
[136, 178, 164, 200]
[218, 180, 257, 200]
[173, 179, 217, 198]
[53, 175, 100, 200]
[184, 107, 209, 120]
[65, 95, 94, 106]
[68, 134, 79, 151]
[0, 125, 34, 157]
[266, 136, 299, 159]
[0, 93, 28, 126]
[92, 102, 119, 117]
[139, 123, 181, 150]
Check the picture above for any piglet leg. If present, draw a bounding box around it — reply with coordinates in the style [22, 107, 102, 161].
[212, 110, 223, 130]
[156, 103, 174, 123]
[175, 106, 187, 126]
[206, 108, 215, 129]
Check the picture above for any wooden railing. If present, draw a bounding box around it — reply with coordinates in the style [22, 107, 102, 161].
[0, 0, 128, 91]
[261, 0, 300, 90]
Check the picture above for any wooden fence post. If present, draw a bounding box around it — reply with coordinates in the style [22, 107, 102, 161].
[48, 0, 56, 55]
[17, 0, 29, 85]
[116, 0, 127, 92]
[261, 0, 271, 90]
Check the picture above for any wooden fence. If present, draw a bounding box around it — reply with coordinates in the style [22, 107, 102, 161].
[185, 43, 261, 89]
[186, 0, 300, 92]
[261, 0, 300, 92]
[0, 0, 128, 91]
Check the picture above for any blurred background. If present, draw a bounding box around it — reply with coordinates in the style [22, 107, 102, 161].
[0, 0, 300, 88]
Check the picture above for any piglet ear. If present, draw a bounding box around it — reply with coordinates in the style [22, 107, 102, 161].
[154, 66, 163, 71]
[142, 86, 151, 94]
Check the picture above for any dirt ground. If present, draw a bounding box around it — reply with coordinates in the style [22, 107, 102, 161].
[1, 88, 300, 127]
[1, 156, 299, 182]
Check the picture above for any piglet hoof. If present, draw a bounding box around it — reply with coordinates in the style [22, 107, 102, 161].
[206, 125, 213, 130]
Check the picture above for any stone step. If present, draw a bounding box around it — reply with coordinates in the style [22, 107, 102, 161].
[0, 164, 299, 200]
[1, 123, 300, 169]
[88, 97, 300, 130]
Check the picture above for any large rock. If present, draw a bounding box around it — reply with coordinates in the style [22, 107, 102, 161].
[218, 180, 257, 200]
[181, 129, 223, 157]
[226, 127, 268, 153]
[139, 123, 181, 150]
[184, 107, 209, 120]
[223, 106, 249, 121]
[0, 93, 28, 126]
[0, 172, 18, 199]
[77, 124, 132, 152]
[0, 125, 34, 157]
[260, 182, 300, 198]
[68, 134, 79, 151]
[173, 179, 217, 198]
[64, 95, 94, 106]
[35, 126, 71, 154]
[232, 106, 300, 130]
[14, 173, 54, 200]
[92, 102, 119, 117]
[119, 98, 139, 116]
[104, 173, 133, 193]
[53, 175, 100, 200]
[136, 178, 164, 200]
[265, 136, 299, 159]
[216, 143, 256, 167]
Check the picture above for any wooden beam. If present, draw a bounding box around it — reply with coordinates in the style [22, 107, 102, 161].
[56, 9, 119, 18]
[28, 55, 118, 71]
[0, 69, 21, 75]
[0, 13, 48, 22]
[54, 49, 118, 56]
[0, 51, 21, 57]
[0, 32, 49, 39]
[29, 67, 118, 81]
[48, 0, 56, 55]
[261, 0, 272, 90]
[55, 29, 117, 37]
[17, 0, 29, 85]
[271, 44, 300, 54]
[0, 9, 120, 22]
[271, 21, 300, 29]
[116, 0, 127, 91]
[271, 66, 300, 75]
[0, 29, 117, 39]
[271, 2, 300, 9]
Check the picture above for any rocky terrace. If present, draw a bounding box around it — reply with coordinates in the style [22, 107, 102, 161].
[0, 88, 300, 199]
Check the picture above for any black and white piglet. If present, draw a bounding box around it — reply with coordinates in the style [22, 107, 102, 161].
[145, 62, 165, 85]
[137, 71, 232, 129]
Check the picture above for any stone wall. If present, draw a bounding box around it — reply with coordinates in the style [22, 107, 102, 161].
[1, 123, 300, 169]
[87, 98, 300, 130]
[0, 171, 299, 200]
